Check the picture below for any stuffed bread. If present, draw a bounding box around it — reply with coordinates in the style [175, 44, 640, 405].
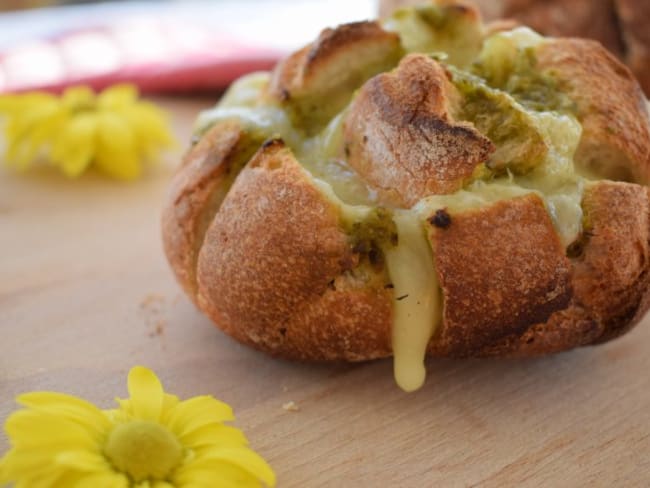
[162, 3, 650, 391]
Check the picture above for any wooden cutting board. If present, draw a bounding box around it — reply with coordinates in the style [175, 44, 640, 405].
[1, 97, 649, 487]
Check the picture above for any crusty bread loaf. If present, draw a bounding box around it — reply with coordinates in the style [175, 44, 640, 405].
[163, 3, 650, 390]
[380, 0, 650, 95]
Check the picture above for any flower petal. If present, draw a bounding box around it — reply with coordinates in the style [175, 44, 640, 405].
[17, 392, 110, 438]
[127, 366, 164, 421]
[0, 92, 57, 115]
[5, 410, 98, 450]
[50, 113, 96, 177]
[3, 100, 62, 170]
[55, 450, 110, 472]
[116, 102, 175, 159]
[173, 461, 263, 488]
[165, 396, 234, 439]
[179, 423, 247, 450]
[93, 111, 141, 180]
[1, 448, 68, 488]
[71, 471, 129, 488]
[151, 481, 175, 488]
[194, 447, 276, 487]
[62, 86, 95, 110]
[98, 84, 138, 109]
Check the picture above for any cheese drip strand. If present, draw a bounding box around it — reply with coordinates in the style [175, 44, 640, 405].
[384, 211, 440, 392]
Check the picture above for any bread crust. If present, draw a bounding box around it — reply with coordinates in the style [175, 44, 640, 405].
[467, 181, 650, 357]
[195, 140, 394, 360]
[268, 21, 403, 133]
[162, 121, 252, 298]
[426, 194, 572, 356]
[344, 54, 494, 207]
[537, 38, 650, 184]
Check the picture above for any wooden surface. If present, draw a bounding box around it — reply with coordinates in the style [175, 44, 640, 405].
[1, 97, 650, 487]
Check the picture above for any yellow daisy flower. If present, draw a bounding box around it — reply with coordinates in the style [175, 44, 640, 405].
[0, 366, 276, 487]
[0, 85, 175, 180]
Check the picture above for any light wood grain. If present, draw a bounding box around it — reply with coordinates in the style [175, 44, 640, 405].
[1, 97, 649, 487]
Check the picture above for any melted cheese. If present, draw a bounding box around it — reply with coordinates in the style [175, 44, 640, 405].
[384, 211, 439, 392]
[213, 71, 270, 108]
[520, 109, 585, 247]
[312, 177, 439, 392]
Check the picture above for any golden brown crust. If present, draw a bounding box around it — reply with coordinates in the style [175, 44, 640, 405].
[574, 182, 650, 341]
[268, 21, 403, 133]
[426, 194, 572, 356]
[195, 140, 393, 360]
[470, 182, 650, 356]
[537, 38, 650, 184]
[343, 54, 494, 208]
[161, 121, 255, 298]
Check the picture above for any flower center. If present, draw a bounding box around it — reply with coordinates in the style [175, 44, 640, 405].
[103, 420, 183, 482]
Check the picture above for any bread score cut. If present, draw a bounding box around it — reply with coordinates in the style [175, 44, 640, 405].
[162, 3, 650, 391]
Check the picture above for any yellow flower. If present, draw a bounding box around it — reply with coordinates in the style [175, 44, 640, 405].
[0, 85, 175, 180]
[0, 366, 276, 487]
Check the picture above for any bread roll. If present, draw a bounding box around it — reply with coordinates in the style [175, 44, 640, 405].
[163, 3, 650, 391]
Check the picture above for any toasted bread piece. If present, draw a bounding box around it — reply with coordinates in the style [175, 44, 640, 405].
[196, 140, 393, 360]
[162, 121, 263, 297]
[426, 193, 572, 356]
[478, 181, 650, 356]
[268, 21, 403, 134]
[344, 54, 494, 207]
[574, 182, 650, 341]
[537, 39, 650, 184]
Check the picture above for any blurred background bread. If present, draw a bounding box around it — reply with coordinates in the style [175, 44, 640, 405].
[379, 0, 650, 95]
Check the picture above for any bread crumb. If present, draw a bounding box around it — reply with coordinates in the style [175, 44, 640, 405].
[282, 401, 299, 412]
[140, 293, 165, 309]
[148, 319, 166, 337]
[282, 385, 289, 393]
[140, 294, 167, 340]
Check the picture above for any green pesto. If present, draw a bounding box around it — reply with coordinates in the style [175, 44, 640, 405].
[415, 4, 462, 36]
[473, 47, 575, 113]
[346, 207, 398, 268]
[386, 4, 483, 68]
[450, 68, 547, 174]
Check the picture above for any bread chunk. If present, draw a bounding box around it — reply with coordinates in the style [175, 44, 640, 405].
[344, 54, 493, 207]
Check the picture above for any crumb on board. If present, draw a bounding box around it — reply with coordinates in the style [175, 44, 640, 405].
[147, 319, 166, 338]
[282, 385, 289, 393]
[140, 293, 165, 309]
[140, 293, 168, 339]
[282, 401, 299, 412]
